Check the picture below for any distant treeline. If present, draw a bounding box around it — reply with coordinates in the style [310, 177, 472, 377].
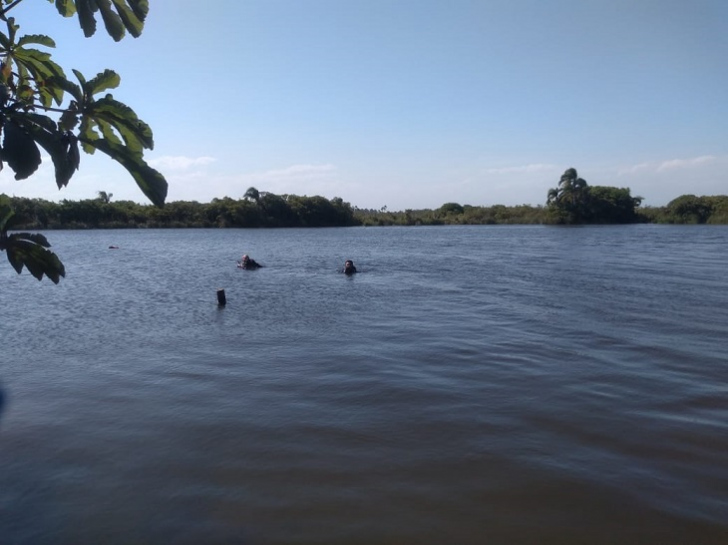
[5, 190, 728, 230]
[641, 194, 728, 225]
[6, 192, 359, 229]
[357, 194, 728, 226]
[545, 168, 728, 225]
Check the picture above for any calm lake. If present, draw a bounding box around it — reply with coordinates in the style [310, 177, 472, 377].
[1, 225, 727, 544]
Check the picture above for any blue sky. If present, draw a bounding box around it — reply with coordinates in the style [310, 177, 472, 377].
[2, 0, 726, 210]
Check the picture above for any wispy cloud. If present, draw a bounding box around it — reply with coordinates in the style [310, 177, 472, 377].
[657, 155, 716, 171]
[251, 164, 337, 182]
[149, 156, 216, 170]
[617, 162, 652, 175]
[613, 154, 728, 206]
[618, 155, 717, 175]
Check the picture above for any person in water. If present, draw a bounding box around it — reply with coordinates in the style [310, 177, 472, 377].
[239, 254, 262, 269]
[343, 259, 357, 275]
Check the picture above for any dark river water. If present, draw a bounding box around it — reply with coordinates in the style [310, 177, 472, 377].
[1, 225, 726, 544]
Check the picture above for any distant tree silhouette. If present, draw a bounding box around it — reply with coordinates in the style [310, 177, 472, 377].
[97, 191, 113, 204]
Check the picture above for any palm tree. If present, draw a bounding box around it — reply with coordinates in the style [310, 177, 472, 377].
[547, 187, 559, 206]
[558, 168, 587, 205]
[547, 168, 589, 223]
[243, 187, 260, 204]
[97, 191, 113, 204]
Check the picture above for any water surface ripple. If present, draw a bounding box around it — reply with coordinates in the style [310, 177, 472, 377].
[1, 225, 727, 544]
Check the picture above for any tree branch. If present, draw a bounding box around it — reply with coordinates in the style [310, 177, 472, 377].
[0, 0, 28, 20]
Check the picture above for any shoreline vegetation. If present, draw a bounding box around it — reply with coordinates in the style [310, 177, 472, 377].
[4, 190, 727, 229]
[6, 169, 725, 285]
[4, 170, 728, 230]
[5, 180, 728, 229]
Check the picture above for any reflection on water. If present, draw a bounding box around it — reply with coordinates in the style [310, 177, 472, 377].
[1, 225, 727, 544]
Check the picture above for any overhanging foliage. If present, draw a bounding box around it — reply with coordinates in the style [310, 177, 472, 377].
[0, 0, 166, 282]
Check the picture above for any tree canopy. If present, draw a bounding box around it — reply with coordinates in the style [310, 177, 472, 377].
[546, 168, 642, 224]
[661, 194, 728, 224]
[0, 0, 167, 283]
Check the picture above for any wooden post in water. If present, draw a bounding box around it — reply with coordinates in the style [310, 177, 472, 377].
[217, 288, 226, 306]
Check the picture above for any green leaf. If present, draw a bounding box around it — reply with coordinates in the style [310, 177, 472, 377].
[5, 17, 18, 44]
[49, 73, 83, 103]
[28, 127, 80, 189]
[68, 0, 148, 40]
[96, 0, 125, 42]
[0, 121, 42, 179]
[78, 116, 98, 153]
[60, 107, 80, 132]
[10, 46, 67, 106]
[17, 34, 56, 48]
[75, 0, 98, 38]
[72, 68, 87, 88]
[52, 0, 77, 18]
[86, 69, 120, 95]
[22, 111, 58, 132]
[83, 94, 154, 153]
[5, 232, 66, 283]
[128, 0, 149, 21]
[84, 137, 167, 206]
[111, 0, 146, 38]
[0, 31, 11, 50]
[20, 232, 52, 248]
[7, 112, 80, 188]
[96, 118, 122, 146]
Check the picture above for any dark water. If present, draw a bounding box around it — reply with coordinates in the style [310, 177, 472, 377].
[1, 225, 726, 544]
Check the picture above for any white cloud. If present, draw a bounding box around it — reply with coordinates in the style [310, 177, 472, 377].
[656, 155, 716, 171]
[618, 155, 718, 175]
[250, 164, 337, 182]
[617, 162, 653, 175]
[149, 156, 216, 170]
[615, 154, 728, 206]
